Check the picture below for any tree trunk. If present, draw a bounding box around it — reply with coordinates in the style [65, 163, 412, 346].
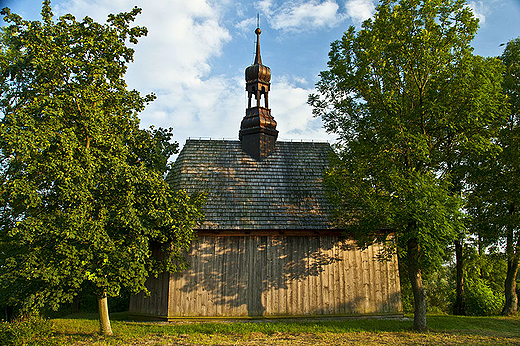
[502, 258, 518, 315]
[502, 227, 519, 316]
[407, 237, 427, 331]
[453, 239, 466, 315]
[98, 292, 113, 336]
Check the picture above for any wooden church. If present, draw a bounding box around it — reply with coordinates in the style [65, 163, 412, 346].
[129, 28, 402, 319]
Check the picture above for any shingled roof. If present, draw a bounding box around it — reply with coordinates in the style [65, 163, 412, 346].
[168, 139, 335, 230]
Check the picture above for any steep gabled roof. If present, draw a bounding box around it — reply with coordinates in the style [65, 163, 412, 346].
[168, 139, 334, 230]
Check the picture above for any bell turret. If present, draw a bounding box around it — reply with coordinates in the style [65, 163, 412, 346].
[239, 27, 278, 161]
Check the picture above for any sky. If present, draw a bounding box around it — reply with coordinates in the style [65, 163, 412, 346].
[1, 0, 519, 155]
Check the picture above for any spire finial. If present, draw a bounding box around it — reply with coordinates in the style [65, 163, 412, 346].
[254, 15, 262, 65]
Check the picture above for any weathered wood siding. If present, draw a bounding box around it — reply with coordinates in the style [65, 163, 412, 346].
[129, 271, 169, 317]
[130, 235, 402, 318]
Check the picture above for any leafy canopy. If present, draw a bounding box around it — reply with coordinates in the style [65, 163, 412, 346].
[309, 0, 506, 268]
[0, 1, 204, 311]
[467, 37, 520, 266]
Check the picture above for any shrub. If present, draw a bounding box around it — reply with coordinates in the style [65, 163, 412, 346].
[0, 314, 54, 346]
[465, 278, 503, 316]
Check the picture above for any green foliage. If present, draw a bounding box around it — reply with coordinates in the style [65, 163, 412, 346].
[466, 36, 520, 315]
[0, 0, 205, 316]
[399, 258, 454, 314]
[310, 0, 507, 327]
[0, 315, 53, 346]
[463, 248, 506, 316]
[310, 0, 505, 272]
[465, 277, 503, 316]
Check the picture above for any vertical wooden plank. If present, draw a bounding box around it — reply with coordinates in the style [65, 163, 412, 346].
[256, 236, 262, 316]
[240, 236, 248, 316]
[287, 236, 294, 316]
[333, 237, 341, 314]
[319, 236, 326, 315]
[297, 236, 305, 315]
[303, 236, 311, 315]
[260, 236, 267, 316]
[354, 242, 362, 313]
[363, 246, 371, 313]
[204, 238, 213, 316]
[251, 236, 258, 316]
[167, 270, 173, 317]
[374, 243, 383, 312]
[250, 235, 257, 316]
[230, 236, 237, 316]
[184, 241, 196, 316]
[328, 236, 335, 314]
[228, 236, 237, 316]
[196, 238, 203, 317]
[265, 236, 272, 315]
[281, 236, 288, 315]
[285, 236, 292, 315]
[272, 236, 280, 315]
[214, 237, 221, 316]
[338, 238, 346, 314]
[392, 251, 403, 311]
[368, 244, 377, 313]
[382, 248, 391, 312]
[344, 240, 352, 314]
[311, 236, 319, 314]
[330, 236, 338, 314]
[221, 237, 227, 316]
[170, 273, 179, 316]
[305, 236, 312, 314]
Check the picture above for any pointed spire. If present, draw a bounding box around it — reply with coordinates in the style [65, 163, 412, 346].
[254, 27, 262, 65]
[240, 25, 277, 161]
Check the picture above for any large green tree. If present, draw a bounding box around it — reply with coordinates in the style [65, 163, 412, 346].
[309, 0, 505, 330]
[0, 1, 204, 335]
[468, 37, 520, 316]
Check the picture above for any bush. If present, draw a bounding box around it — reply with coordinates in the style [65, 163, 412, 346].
[465, 278, 504, 316]
[0, 314, 54, 346]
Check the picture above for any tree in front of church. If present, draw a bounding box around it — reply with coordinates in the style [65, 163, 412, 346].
[309, 0, 506, 330]
[0, 2, 204, 335]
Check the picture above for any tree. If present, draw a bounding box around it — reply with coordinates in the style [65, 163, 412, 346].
[0, 1, 205, 335]
[468, 37, 520, 316]
[309, 0, 506, 330]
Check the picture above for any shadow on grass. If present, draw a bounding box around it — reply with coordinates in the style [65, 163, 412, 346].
[427, 314, 520, 338]
[52, 312, 520, 340]
[56, 312, 129, 321]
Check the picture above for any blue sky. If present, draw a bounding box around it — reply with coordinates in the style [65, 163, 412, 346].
[1, 0, 519, 152]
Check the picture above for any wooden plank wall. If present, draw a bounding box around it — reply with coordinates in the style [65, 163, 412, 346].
[129, 271, 170, 317]
[165, 235, 402, 317]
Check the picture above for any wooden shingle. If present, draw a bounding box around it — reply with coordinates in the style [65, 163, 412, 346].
[168, 139, 334, 230]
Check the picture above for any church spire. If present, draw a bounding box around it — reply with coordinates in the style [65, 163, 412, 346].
[239, 26, 278, 161]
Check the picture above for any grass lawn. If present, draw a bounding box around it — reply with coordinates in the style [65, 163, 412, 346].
[45, 313, 520, 346]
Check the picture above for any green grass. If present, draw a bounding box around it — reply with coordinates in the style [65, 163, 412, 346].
[45, 313, 520, 345]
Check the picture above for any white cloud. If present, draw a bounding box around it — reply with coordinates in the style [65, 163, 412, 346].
[235, 17, 256, 34]
[467, 1, 487, 24]
[271, 77, 332, 141]
[344, 0, 375, 23]
[53, 0, 233, 147]
[258, 0, 275, 14]
[259, 0, 343, 32]
[50, 0, 334, 154]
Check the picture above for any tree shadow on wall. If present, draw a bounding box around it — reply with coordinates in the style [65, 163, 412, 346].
[175, 236, 386, 317]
